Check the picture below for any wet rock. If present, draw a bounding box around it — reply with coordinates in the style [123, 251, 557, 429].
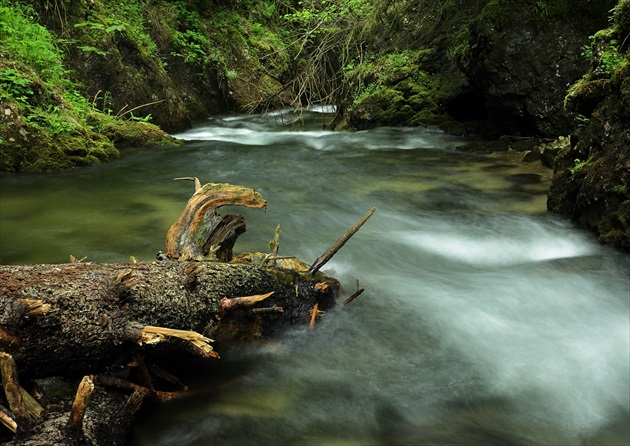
[548, 88, 630, 251]
[460, 1, 610, 137]
[548, 2, 630, 251]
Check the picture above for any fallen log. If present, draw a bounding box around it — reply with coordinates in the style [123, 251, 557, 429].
[0, 261, 336, 380]
[0, 180, 372, 445]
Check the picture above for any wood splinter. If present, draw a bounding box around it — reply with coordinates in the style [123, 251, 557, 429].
[308, 303, 325, 330]
[0, 406, 17, 433]
[220, 291, 274, 312]
[138, 325, 219, 359]
[308, 207, 375, 275]
[174, 176, 201, 191]
[0, 352, 43, 421]
[68, 375, 94, 431]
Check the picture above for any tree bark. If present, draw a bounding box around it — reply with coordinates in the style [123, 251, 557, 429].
[0, 260, 336, 380]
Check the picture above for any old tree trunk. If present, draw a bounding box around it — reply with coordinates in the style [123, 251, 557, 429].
[0, 180, 374, 445]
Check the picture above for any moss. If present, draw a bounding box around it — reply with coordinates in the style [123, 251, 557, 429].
[343, 49, 445, 129]
[107, 121, 180, 148]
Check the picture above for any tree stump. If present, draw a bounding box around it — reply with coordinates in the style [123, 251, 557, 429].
[165, 181, 267, 261]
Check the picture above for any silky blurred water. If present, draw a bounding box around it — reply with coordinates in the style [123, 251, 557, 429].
[1, 109, 628, 445]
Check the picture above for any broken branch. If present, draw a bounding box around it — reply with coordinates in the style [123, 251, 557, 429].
[0, 406, 17, 433]
[220, 292, 274, 311]
[94, 375, 180, 402]
[308, 207, 375, 275]
[68, 375, 94, 431]
[343, 288, 365, 305]
[137, 325, 219, 359]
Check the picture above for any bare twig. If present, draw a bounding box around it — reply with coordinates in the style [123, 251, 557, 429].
[308, 208, 375, 275]
[174, 176, 201, 191]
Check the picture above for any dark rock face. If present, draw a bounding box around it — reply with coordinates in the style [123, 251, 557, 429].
[548, 70, 630, 251]
[548, 0, 630, 251]
[461, 2, 608, 137]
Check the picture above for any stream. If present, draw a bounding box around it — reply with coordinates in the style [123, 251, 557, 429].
[0, 108, 628, 445]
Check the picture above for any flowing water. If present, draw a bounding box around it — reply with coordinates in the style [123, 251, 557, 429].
[1, 109, 628, 445]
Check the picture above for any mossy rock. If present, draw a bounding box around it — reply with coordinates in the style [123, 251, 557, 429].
[87, 113, 180, 148]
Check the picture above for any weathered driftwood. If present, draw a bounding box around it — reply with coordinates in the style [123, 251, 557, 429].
[165, 180, 267, 261]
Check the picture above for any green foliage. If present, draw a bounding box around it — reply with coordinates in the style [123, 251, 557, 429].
[576, 113, 591, 127]
[0, 68, 33, 103]
[24, 106, 76, 135]
[569, 158, 585, 175]
[529, 0, 549, 18]
[74, 17, 127, 34]
[77, 45, 108, 57]
[576, 5, 629, 81]
[0, 2, 69, 88]
[172, 29, 210, 64]
[72, 0, 160, 64]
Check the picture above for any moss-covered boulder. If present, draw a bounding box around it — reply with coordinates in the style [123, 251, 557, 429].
[343, 50, 448, 130]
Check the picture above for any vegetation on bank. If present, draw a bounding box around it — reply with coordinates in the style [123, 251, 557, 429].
[0, 0, 623, 173]
[550, 0, 630, 250]
[565, 0, 629, 115]
[0, 1, 178, 173]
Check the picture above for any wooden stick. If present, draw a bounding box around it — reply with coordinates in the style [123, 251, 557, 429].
[343, 288, 365, 305]
[94, 375, 180, 401]
[0, 406, 17, 433]
[68, 375, 94, 431]
[308, 208, 376, 275]
[251, 306, 284, 314]
[309, 303, 319, 330]
[220, 292, 274, 311]
[269, 224, 281, 265]
[138, 325, 219, 359]
[0, 352, 29, 420]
